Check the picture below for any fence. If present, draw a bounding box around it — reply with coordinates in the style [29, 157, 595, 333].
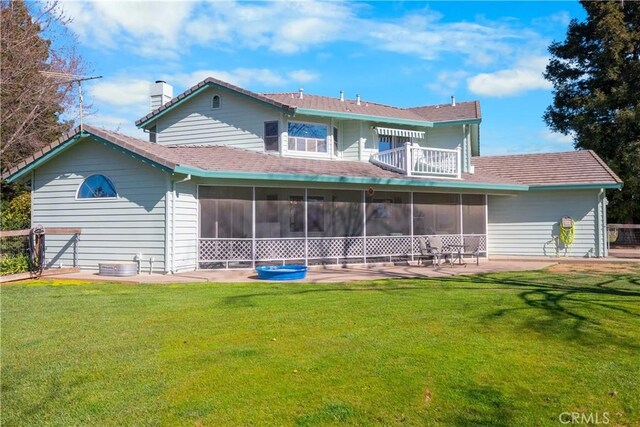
[608, 224, 640, 246]
[0, 227, 81, 276]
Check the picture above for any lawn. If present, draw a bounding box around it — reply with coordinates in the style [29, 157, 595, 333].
[2, 265, 639, 426]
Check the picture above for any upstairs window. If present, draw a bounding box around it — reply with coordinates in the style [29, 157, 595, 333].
[212, 95, 221, 109]
[288, 122, 328, 153]
[264, 121, 279, 151]
[77, 174, 117, 199]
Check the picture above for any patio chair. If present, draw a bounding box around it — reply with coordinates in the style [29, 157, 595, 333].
[429, 236, 454, 266]
[417, 237, 440, 267]
[462, 236, 482, 266]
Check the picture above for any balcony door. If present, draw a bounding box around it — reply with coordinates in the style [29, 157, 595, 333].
[378, 135, 410, 152]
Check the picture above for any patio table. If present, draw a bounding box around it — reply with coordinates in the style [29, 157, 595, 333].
[447, 244, 466, 265]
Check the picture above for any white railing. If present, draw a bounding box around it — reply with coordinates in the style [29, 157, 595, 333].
[370, 143, 461, 178]
[369, 146, 407, 174]
[199, 234, 486, 269]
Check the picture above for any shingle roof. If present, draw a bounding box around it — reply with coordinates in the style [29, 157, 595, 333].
[408, 101, 481, 122]
[135, 77, 481, 128]
[3, 126, 622, 190]
[472, 151, 623, 186]
[261, 93, 481, 123]
[135, 77, 296, 127]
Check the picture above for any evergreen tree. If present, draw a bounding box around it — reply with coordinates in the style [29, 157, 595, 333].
[544, 0, 640, 223]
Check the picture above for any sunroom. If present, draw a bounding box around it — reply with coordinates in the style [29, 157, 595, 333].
[198, 185, 487, 269]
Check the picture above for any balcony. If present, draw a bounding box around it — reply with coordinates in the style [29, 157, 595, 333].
[370, 144, 462, 179]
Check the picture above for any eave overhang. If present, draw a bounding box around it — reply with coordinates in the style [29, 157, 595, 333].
[173, 165, 529, 192]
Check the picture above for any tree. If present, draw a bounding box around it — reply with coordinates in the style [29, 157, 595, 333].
[544, 0, 640, 223]
[0, 0, 84, 172]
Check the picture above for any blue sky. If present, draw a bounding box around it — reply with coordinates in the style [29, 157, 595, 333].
[55, 0, 586, 156]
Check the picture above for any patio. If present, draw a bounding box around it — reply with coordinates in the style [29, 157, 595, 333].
[45, 259, 555, 283]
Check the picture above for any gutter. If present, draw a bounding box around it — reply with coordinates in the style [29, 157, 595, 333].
[173, 165, 529, 192]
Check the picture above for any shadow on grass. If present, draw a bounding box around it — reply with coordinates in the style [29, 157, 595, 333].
[450, 385, 514, 427]
[222, 270, 640, 350]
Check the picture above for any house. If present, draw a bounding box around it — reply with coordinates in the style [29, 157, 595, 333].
[3, 77, 623, 273]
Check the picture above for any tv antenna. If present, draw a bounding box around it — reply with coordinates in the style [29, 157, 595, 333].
[40, 71, 103, 132]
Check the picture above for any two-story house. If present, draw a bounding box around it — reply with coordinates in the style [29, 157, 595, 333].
[4, 77, 622, 273]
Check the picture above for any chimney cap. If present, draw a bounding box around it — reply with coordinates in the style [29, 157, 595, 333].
[155, 80, 166, 84]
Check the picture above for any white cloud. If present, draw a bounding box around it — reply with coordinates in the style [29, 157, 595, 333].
[60, 0, 196, 58]
[467, 56, 552, 97]
[541, 129, 574, 145]
[165, 68, 319, 90]
[90, 78, 150, 107]
[427, 70, 470, 97]
[60, 0, 542, 66]
[88, 113, 146, 138]
[287, 70, 319, 84]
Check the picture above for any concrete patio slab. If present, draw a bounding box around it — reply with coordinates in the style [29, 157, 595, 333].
[37, 260, 558, 284]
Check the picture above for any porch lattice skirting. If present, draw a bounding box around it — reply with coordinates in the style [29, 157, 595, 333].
[199, 234, 486, 269]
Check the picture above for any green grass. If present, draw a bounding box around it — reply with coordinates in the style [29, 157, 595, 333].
[2, 268, 639, 426]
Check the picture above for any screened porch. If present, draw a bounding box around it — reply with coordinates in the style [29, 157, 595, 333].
[198, 186, 487, 269]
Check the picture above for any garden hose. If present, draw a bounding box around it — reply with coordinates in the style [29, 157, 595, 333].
[28, 225, 46, 278]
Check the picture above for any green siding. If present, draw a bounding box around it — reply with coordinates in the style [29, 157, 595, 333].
[32, 139, 169, 272]
[488, 190, 603, 257]
[156, 86, 281, 151]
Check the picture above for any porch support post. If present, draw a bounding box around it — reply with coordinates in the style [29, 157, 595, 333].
[362, 190, 367, 265]
[252, 187, 256, 268]
[484, 194, 489, 259]
[405, 142, 413, 177]
[459, 193, 464, 246]
[456, 146, 462, 179]
[304, 188, 308, 266]
[409, 191, 414, 262]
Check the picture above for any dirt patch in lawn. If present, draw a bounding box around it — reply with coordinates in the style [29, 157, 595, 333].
[548, 262, 640, 275]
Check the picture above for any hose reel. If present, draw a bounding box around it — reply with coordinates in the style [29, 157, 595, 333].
[559, 216, 575, 246]
[28, 225, 46, 278]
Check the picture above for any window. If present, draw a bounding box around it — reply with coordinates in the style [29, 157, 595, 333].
[288, 122, 328, 153]
[77, 174, 117, 199]
[212, 95, 221, 109]
[149, 125, 157, 143]
[378, 135, 410, 152]
[333, 126, 339, 155]
[264, 121, 279, 152]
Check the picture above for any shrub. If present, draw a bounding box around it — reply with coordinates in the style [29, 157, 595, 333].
[1, 192, 30, 231]
[0, 254, 29, 275]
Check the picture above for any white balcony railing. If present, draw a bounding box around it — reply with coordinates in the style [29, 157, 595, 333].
[370, 143, 461, 178]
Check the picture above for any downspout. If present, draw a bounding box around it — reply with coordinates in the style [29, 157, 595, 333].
[598, 188, 605, 257]
[171, 174, 192, 273]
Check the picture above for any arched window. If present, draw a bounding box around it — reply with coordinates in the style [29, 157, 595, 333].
[212, 94, 221, 109]
[77, 174, 117, 199]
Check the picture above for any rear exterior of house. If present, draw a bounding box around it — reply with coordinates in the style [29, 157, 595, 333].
[4, 78, 622, 273]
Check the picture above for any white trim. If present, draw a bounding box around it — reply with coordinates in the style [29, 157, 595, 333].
[212, 94, 221, 109]
[75, 173, 118, 201]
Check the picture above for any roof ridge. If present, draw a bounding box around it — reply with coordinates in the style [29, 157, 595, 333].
[475, 150, 584, 160]
[586, 149, 623, 184]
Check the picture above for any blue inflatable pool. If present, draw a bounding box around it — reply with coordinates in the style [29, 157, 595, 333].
[256, 265, 308, 280]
